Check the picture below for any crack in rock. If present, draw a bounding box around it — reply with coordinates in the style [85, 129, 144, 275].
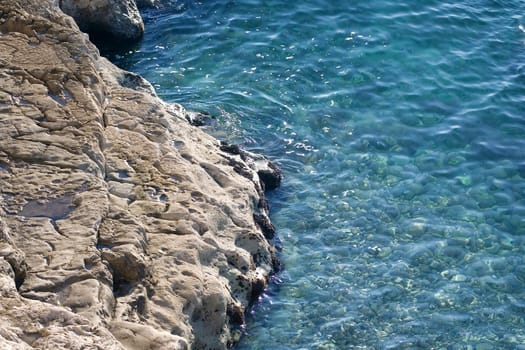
[0, 1, 282, 349]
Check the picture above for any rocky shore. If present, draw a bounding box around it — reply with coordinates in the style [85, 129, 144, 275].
[0, 1, 281, 349]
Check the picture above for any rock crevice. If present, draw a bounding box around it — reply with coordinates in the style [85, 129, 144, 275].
[0, 1, 281, 349]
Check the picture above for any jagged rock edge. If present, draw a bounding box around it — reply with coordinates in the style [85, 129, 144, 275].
[0, 1, 281, 349]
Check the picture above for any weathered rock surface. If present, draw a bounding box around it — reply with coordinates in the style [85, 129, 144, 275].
[0, 1, 280, 349]
[59, 0, 144, 42]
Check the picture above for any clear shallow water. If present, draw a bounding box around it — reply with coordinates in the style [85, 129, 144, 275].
[110, 1, 525, 348]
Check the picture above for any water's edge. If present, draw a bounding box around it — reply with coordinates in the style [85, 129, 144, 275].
[0, 1, 283, 349]
[112, 1, 525, 349]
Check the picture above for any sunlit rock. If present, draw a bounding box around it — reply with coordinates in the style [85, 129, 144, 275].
[0, 0, 280, 348]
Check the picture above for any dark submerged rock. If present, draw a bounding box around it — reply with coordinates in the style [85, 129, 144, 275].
[185, 110, 215, 127]
[257, 161, 283, 191]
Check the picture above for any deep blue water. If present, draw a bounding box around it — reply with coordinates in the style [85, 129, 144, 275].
[111, 1, 525, 348]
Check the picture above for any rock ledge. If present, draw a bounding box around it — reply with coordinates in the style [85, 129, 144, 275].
[0, 1, 280, 349]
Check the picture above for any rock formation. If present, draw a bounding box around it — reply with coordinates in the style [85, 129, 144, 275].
[59, 0, 144, 42]
[0, 0, 281, 349]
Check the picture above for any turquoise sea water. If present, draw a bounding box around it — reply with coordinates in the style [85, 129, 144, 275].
[110, 1, 525, 348]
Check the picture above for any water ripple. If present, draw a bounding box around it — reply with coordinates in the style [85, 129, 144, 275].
[109, 0, 525, 348]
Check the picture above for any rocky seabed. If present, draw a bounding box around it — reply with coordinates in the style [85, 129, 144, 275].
[0, 1, 281, 349]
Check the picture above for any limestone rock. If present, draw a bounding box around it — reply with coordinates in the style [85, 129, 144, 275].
[0, 1, 280, 349]
[59, 0, 144, 42]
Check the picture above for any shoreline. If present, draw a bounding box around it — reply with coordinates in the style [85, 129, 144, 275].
[0, 1, 281, 349]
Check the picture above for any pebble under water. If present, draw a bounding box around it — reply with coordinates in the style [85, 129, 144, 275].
[109, 1, 525, 348]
